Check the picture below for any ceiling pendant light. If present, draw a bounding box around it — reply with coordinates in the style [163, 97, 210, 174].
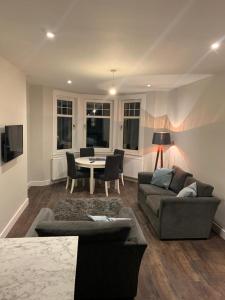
[109, 69, 117, 95]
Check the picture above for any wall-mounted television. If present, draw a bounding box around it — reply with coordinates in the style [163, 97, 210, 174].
[1, 125, 23, 163]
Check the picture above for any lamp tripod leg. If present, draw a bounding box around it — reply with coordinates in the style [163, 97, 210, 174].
[160, 146, 163, 168]
[154, 147, 160, 171]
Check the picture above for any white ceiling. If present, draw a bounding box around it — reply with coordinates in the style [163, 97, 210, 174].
[0, 0, 225, 94]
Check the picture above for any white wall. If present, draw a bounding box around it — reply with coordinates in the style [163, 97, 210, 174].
[0, 56, 27, 235]
[143, 91, 173, 171]
[28, 85, 53, 185]
[166, 75, 225, 229]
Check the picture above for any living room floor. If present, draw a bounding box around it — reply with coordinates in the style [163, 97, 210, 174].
[8, 180, 225, 300]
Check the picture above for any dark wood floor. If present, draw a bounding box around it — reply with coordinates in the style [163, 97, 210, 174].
[8, 180, 225, 300]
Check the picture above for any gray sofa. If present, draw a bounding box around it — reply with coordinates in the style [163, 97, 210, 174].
[26, 206, 147, 300]
[138, 166, 220, 240]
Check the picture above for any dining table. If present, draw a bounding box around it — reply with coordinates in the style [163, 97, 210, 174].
[75, 156, 106, 194]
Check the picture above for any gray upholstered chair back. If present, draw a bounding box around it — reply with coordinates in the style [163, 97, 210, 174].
[66, 152, 77, 178]
[80, 147, 95, 157]
[103, 155, 120, 181]
[114, 149, 125, 173]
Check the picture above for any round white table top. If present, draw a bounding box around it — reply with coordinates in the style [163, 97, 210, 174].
[75, 157, 106, 168]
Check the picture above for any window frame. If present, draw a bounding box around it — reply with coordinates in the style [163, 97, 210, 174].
[53, 94, 77, 155]
[83, 99, 113, 153]
[119, 95, 146, 156]
[122, 99, 141, 154]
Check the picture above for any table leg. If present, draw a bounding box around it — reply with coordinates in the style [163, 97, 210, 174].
[90, 167, 94, 194]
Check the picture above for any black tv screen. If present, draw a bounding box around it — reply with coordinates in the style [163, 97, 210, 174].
[1, 125, 23, 162]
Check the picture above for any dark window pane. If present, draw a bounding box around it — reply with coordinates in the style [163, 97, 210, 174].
[124, 109, 129, 116]
[95, 103, 102, 110]
[86, 118, 110, 148]
[103, 109, 110, 116]
[58, 99, 73, 115]
[103, 103, 110, 110]
[124, 103, 129, 109]
[123, 119, 139, 150]
[130, 103, 135, 109]
[62, 107, 67, 115]
[57, 117, 72, 149]
[87, 109, 94, 116]
[135, 109, 140, 116]
[94, 109, 102, 116]
[87, 103, 94, 110]
[57, 107, 62, 114]
[130, 110, 135, 116]
[135, 102, 140, 109]
[68, 108, 72, 115]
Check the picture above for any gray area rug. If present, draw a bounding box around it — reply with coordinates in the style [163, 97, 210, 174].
[53, 197, 122, 221]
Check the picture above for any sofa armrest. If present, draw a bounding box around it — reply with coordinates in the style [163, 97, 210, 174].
[138, 172, 153, 184]
[25, 208, 55, 237]
[158, 197, 220, 239]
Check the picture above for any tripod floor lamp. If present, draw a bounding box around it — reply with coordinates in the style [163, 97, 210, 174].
[152, 132, 171, 171]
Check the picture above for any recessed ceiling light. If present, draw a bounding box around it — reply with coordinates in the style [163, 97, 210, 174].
[147, 84, 151, 87]
[211, 42, 220, 50]
[67, 80, 72, 84]
[46, 31, 55, 39]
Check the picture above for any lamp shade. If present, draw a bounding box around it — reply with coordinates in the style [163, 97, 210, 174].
[152, 132, 171, 145]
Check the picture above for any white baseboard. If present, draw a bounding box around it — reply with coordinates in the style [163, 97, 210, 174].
[124, 176, 137, 183]
[28, 179, 51, 188]
[213, 222, 225, 240]
[0, 197, 29, 238]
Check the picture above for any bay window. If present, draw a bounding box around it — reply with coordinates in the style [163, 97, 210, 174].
[85, 102, 111, 148]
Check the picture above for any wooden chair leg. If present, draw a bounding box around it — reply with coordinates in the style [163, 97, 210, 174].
[121, 173, 124, 186]
[70, 179, 75, 194]
[66, 176, 69, 190]
[105, 181, 109, 197]
[116, 179, 120, 194]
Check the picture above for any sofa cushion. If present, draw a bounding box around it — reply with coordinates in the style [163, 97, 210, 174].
[177, 182, 197, 197]
[139, 184, 177, 196]
[184, 177, 214, 197]
[151, 168, 174, 189]
[169, 166, 192, 193]
[35, 220, 131, 243]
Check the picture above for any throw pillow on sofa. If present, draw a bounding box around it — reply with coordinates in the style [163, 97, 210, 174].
[177, 182, 197, 197]
[151, 168, 174, 189]
[169, 165, 193, 193]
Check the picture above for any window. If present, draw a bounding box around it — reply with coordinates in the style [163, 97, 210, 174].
[123, 102, 140, 150]
[57, 99, 73, 150]
[86, 102, 111, 148]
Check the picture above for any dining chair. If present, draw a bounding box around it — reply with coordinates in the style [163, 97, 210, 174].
[66, 152, 90, 193]
[114, 149, 125, 186]
[80, 147, 95, 157]
[94, 155, 120, 197]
